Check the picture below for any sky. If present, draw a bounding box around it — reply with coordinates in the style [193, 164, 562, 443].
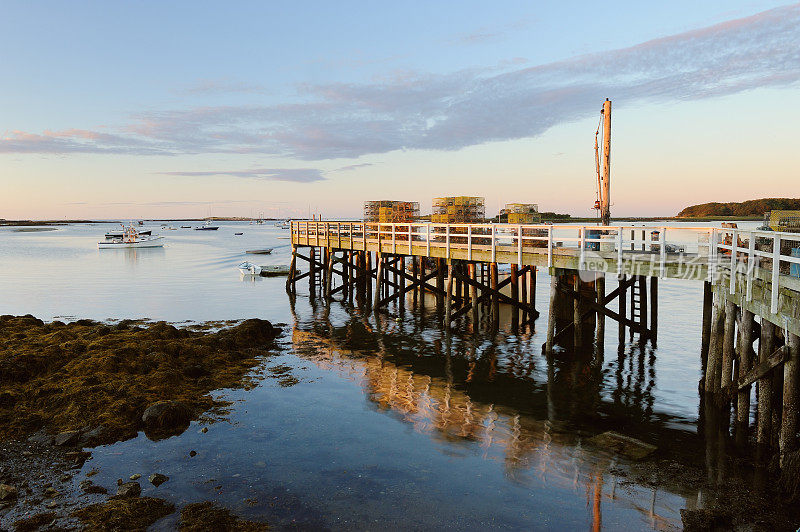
[1, 1, 799, 220]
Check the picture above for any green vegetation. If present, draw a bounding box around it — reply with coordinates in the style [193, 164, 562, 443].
[677, 198, 800, 218]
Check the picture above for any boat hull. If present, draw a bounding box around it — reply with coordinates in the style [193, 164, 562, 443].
[98, 236, 165, 249]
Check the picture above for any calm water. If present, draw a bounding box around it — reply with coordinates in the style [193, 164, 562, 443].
[0, 221, 764, 530]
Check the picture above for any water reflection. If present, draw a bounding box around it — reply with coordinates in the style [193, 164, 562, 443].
[287, 300, 707, 529]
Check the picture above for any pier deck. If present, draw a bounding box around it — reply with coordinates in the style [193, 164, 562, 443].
[289, 220, 800, 467]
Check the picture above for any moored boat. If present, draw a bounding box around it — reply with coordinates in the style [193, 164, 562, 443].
[260, 265, 293, 276]
[98, 226, 164, 249]
[238, 262, 262, 275]
[195, 221, 219, 231]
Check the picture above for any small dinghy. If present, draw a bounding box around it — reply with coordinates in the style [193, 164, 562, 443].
[260, 265, 293, 276]
[245, 248, 273, 254]
[180, 225, 192, 229]
[234, 232, 244, 235]
[238, 262, 262, 275]
[98, 226, 164, 249]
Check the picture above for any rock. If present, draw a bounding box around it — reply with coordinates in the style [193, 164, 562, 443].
[27, 429, 54, 445]
[0, 483, 18, 500]
[54, 430, 81, 447]
[59, 474, 71, 482]
[79, 480, 108, 495]
[141, 400, 192, 440]
[46, 501, 58, 509]
[116, 481, 141, 498]
[230, 319, 276, 346]
[200, 427, 208, 433]
[189, 450, 197, 457]
[585, 431, 657, 460]
[44, 487, 58, 497]
[680, 508, 732, 531]
[148, 473, 168, 487]
[129, 474, 141, 481]
[80, 425, 111, 446]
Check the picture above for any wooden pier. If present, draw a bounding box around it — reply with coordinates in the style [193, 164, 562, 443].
[288, 220, 800, 467]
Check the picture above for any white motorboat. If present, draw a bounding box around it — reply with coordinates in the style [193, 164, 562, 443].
[98, 226, 164, 249]
[238, 262, 262, 275]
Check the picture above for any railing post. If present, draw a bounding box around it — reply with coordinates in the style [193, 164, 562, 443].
[710, 229, 718, 284]
[426, 224, 431, 257]
[771, 234, 781, 314]
[659, 227, 666, 277]
[579, 226, 585, 269]
[746, 230, 755, 301]
[730, 229, 738, 294]
[547, 225, 552, 268]
[337, 222, 341, 249]
[491, 224, 497, 263]
[617, 227, 624, 276]
[468, 225, 473, 261]
[408, 224, 412, 255]
[392, 224, 396, 254]
[446, 225, 450, 261]
[517, 224, 523, 266]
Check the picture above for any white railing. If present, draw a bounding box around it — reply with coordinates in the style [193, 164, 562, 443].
[291, 221, 800, 314]
[714, 227, 800, 313]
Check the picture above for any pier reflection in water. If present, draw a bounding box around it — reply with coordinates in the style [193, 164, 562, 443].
[288, 294, 703, 530]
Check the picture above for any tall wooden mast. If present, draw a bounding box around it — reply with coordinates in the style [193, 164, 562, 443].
[600, 98, 612, 226]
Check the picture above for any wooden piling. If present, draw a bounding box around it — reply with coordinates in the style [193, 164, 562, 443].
[309, 247, 316, 293]
[701, 281, 713, 365]
[573, 274, 583, 348]
[650, 276, 658, 344]
[520, 267, 528, 325]
[469, 263, 479, 324]
[619, 275, 627, 344]
[412, 257, 419, 306]
[436, 259, 445, 312]
[780, 333, 800, 464]
[287, 245, 298, 294]
[373, 253, 383, 309]
[510, 265, 519, 330]
[398, 256, 405, 311]
[324, 249, 334, 301]
[721, 299, 737, 389]
[757, 319, 776, 454]
[530, 266, 537, 317]
[546, 270, 559, 353]
[704, 299, 725, 393]
[736, 309, 755, 444]
[443, 263, 454, 328]
[596, 274, 606, 344]
[491, 263, 499, 330]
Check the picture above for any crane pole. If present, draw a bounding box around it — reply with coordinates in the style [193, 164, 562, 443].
[600, 99, 612, 226]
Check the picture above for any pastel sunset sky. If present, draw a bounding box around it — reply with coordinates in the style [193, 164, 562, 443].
[2, 1, 799, 220]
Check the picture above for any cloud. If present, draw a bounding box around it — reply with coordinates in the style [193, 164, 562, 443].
[333, 163, 374, 172]
[158, 168, 325, 183]
[177, 78, 269, 96]
[2, 5, 799, 159]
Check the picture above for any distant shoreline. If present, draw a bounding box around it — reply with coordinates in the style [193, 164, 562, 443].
[1, 215, 763, 227]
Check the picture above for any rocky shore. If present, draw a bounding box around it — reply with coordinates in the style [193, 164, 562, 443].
[0, 315, 281, 530]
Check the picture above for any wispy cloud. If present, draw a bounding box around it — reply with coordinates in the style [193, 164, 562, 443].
[158, 168, 325, 182]
[177, 78, 269, 96]
[2, 5, 799, 160]
[333, 163, 375, 172]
